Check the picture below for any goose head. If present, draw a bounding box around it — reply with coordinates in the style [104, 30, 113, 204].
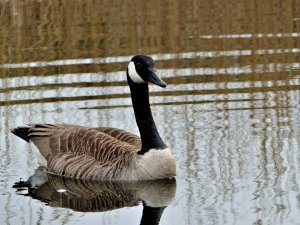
[127, 55, 166, 88]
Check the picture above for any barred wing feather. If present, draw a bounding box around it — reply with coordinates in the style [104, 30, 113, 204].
[27, 124, 141, 179]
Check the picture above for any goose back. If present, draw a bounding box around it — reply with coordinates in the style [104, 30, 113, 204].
[17, 124, 142, 180]
[12, 123, 176, 180]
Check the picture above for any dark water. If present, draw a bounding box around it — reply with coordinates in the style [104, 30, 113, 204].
[1, 1, 300, 224]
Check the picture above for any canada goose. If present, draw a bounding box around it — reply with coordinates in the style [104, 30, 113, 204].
[11, 55, 176, 180]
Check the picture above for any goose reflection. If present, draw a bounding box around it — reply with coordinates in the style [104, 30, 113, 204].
[13, 167, 176, 225]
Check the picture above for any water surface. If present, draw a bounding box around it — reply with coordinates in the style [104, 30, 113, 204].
[1, 1, 300, 225]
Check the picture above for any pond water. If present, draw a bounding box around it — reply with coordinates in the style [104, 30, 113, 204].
[1, 1, 300, 225]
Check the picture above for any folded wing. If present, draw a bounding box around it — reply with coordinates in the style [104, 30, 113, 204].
[25, 124, 141, 179]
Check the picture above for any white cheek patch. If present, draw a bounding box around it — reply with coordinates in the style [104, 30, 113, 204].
[128, 61, 146, 83]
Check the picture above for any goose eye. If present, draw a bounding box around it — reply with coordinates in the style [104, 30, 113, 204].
[136, 63, 142, 69]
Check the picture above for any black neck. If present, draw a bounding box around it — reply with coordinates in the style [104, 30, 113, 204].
[127, 74, 167, 155]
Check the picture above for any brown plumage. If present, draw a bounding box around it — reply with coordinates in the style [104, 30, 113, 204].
[12, 124, 140, 179]
[11, 55, 176, 180]
[11, 123, 176, 180]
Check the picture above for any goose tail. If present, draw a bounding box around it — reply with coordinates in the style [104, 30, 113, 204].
[11, 126, 31, 142]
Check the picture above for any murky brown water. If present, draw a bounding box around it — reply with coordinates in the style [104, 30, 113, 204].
[1, 1, 300, 225]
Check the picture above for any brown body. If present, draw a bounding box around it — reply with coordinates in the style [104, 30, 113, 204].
[12, 123, 176, 180]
